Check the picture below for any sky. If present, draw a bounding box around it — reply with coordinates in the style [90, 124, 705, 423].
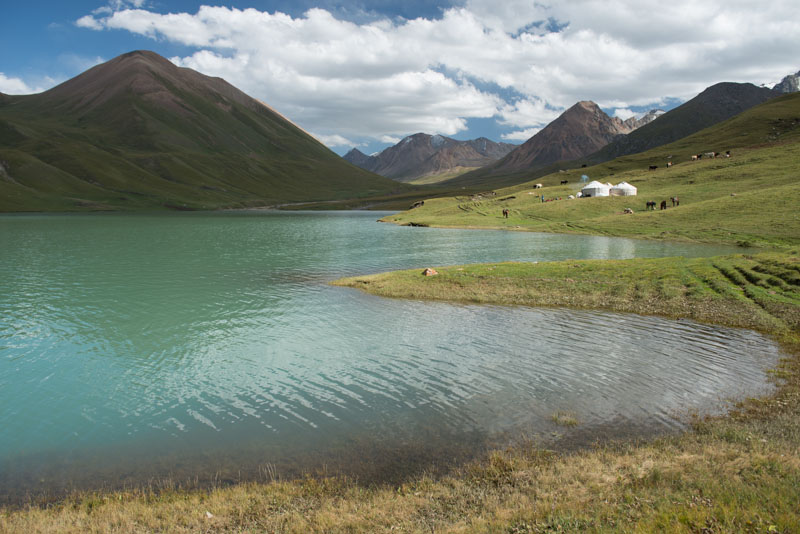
[2, 1, 799, 156]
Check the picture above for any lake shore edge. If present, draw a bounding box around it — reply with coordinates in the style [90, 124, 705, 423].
[4, 251, 799, 532]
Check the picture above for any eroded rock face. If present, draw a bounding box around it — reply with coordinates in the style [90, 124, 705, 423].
[343, 134, 517, 182]
[773, 71, 800, 94]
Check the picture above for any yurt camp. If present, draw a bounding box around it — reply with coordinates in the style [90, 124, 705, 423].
[610, 182, 638, 196]
[580, 180, 611, 197]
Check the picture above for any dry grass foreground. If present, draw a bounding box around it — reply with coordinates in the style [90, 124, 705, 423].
[3, 252, 799, 533]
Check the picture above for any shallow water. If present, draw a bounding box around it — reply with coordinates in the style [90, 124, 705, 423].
[0, 211, 780, 501]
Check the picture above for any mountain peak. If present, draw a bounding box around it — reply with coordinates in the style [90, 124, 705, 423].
[469, 100, 630, 176]
[344, 133, 515, 182]
[575, 100, 600, 110]
[0, 50, 402, 211]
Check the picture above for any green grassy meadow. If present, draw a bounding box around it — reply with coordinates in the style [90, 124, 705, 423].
[383, 139, 800, 249]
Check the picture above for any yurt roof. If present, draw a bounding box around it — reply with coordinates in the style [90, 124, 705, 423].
[583, 180, 608, 189]
[612, 182, 637, 190]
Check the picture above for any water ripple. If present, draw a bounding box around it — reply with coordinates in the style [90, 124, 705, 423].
[0, 212, 781, 499]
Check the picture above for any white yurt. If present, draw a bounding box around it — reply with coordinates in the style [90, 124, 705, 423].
[580, 180, 610, 197]
[610, 182, 638, 196]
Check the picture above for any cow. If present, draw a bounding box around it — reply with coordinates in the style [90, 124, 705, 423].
[560, 180, 568, 185]
[649, 165, 658, 171]
[691, 155, 698, 161]
[667, 161, 673, 168]
[534, 183, 543, 189]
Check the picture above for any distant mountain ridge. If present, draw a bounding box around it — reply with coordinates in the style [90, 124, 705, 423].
[0, 50, 401, 212]
[343, 133, 516, 182]
[623, 109, 665, 130]
[448, 101, 639, 184]
[586, 82, 778, 164]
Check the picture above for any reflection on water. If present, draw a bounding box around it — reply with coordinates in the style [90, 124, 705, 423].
[0, 211, 779, 502]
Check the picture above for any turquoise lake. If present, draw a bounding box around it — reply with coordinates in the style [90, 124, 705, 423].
[0, 211, 781, 501]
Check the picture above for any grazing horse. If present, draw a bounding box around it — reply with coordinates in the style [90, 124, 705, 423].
[645, 201, 656, 210]
[660, 200, 667, 210]
[649, 165, 658, 170]
[560, 180, 568, 185]
[691, 155, 698, 161]
[502, 208, 509, 218]
[667, 161, 673, 167]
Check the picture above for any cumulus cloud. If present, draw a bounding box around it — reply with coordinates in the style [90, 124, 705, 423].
[311, 132, 358, 148]
[613, 108, 636, 120]
[502, 128, 542, 141]
[0, 73, 43, 94]
[75, 1, 800, 146]
[76, 15, 104, 30]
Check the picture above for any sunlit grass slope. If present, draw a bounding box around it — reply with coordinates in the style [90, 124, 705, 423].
[383, 93, 800, 249]
[434, 91, 800, 193]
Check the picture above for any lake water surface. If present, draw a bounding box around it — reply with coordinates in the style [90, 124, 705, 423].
[0, 211, 781, 501]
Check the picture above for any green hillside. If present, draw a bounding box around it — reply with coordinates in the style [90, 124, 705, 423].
[0, 51, 406, 212]
[440, 82, 781, 191]
[382, 93, 800, 249]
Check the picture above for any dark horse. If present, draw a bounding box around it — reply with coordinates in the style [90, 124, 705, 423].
[660, 200, 667, 210]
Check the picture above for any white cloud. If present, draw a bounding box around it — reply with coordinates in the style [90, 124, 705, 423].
[76, 15, 104, 30]
[0, 73, 43, 94]
[311, 133, 357, 148]
[75, 1, 800, 142]
[498, 98, 562, 129]
[613, 108, 635, 120]
[501, 128, 542, 141]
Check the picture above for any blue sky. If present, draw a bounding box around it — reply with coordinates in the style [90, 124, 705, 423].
[3, 1, 799, 155]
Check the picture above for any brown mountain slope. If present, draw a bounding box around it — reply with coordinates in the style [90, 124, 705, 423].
[486, 101, 630, 175]
[0, 50, 403, 211]
[344, 134, 516, 182]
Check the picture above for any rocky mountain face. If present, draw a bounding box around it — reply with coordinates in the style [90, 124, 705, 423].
[773, 71, 800, 94]
[463, 101, 633, 178]
[343, 134, 516, 182]
[623, 109, 665, 130]
[0, 50, 400, 211]
[587, 82, 778, 164]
